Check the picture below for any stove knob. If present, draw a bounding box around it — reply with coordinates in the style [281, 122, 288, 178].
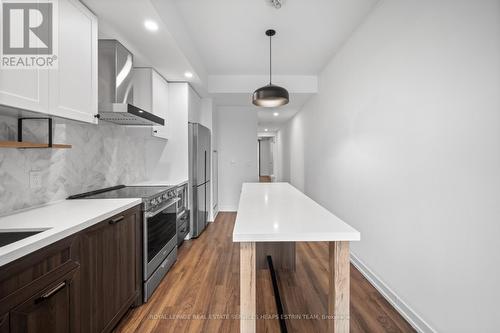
[163, 193, 169, 199]
[150, 199, 157, 206]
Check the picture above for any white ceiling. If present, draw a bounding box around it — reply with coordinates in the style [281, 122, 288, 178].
[83, 0, 377, 126]
[170, 0, 378, 75]
[213, 92, 311, 130]
[82, 0, 208, 93]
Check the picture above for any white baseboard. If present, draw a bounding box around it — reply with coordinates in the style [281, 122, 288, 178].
[350, 253, 436, 333]
[209, 210, 219, 222]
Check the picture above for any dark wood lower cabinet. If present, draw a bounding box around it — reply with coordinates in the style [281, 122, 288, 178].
[0, 204, 142, 333]
[79, 205, 142, 333]
[0, 313, 9, 333]
[10, 268, 79, 333]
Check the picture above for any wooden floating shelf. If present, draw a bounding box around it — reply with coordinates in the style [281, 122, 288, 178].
[0, 141, 72, 149]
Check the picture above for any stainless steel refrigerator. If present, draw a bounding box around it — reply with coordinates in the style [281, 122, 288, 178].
[188, 123, 211, 238]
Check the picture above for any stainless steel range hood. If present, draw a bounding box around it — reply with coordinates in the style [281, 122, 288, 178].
[98, 40, 165, 126]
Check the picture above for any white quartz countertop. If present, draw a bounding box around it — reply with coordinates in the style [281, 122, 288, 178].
[0, 198, 142, 267]
[233, 183, 360, 242]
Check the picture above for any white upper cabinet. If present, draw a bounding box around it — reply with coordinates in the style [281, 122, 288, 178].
[187, 85, 201, 123]
[152, 71, 169, 139]
[0, 66, 50, 115]
[133, 68, 169, 140]
[49, 0, 98, 124]
[0, 0, 98, 124]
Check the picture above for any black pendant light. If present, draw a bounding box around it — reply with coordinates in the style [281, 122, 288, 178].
[252, 29, 289, 107]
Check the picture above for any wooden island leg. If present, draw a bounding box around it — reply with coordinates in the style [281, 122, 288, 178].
[328, 241, 350, 332]
[240, 242, 256, 333]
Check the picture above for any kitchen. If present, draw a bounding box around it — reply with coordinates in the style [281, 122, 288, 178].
[0, 0, 499, 333]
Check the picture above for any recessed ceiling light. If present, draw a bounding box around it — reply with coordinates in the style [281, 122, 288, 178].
[144, 20, 159, 32]
[184, 71, 193, 78]
[273, 112, 279, 117]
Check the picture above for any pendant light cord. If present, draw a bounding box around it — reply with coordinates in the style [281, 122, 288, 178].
[269, 33, 272, 85]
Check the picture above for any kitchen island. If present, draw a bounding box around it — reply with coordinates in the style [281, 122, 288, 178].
[233, 183, 360, 333]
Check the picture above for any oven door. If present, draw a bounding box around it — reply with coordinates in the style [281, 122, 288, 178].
[144, 199, 178, 280]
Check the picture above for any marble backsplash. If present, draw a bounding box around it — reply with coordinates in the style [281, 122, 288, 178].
[0, 114, 166, 216]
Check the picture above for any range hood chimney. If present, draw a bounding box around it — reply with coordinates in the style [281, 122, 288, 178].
[98, 40, 164, 126]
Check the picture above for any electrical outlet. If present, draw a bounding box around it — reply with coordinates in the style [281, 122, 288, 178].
[29, 171, 43, 189]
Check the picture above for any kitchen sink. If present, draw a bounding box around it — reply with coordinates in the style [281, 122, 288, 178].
[0, 230, 46, 247]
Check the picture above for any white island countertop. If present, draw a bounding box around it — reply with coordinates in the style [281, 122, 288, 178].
[0, 198, 141, 267]
[233, 183, 360, 242]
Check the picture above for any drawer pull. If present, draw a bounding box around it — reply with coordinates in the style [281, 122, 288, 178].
[35, 282, 66, 303]
[109, 216, 125, 224]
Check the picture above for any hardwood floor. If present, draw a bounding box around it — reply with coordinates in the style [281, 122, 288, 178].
[114, 213, 415, 333]
[259, 176, 272, 183]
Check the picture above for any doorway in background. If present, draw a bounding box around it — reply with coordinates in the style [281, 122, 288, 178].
[258, 137, 274, 183]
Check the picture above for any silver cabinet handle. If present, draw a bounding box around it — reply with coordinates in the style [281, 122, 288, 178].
[109, 215, 125, 224]
[35, 282, 66, 303]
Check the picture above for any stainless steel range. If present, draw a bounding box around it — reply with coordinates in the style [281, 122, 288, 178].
[68, 185, 178, 302]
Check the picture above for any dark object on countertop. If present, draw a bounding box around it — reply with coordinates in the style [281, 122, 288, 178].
[0, 231, 42, 247]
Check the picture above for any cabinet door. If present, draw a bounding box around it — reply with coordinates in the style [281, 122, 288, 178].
[0, 67, 49, 114]
[48, 0, 98, 124]
[152, 71, 169, 140]
[0, 313, 8, 333]
[80, 208, 140, 333]
[10, 271, 77, 333]
[132, 68, 153, 112]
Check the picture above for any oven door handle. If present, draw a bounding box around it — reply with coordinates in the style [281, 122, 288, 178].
[177, 209, 187, 219]
[146, 198, 180, 218]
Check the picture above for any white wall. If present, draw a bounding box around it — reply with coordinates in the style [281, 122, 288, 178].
[280, 114, 305, 191]
[281, 1, 500, 332]
[199, 97, 217, 221]
[216, 106, 258, 211]
[273, 130, 284, 182]
[212, 102, 219, 216]
[200, 97, 213, 131]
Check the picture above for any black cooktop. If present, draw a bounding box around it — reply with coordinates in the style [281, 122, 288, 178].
[68, 185, 174, 200]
